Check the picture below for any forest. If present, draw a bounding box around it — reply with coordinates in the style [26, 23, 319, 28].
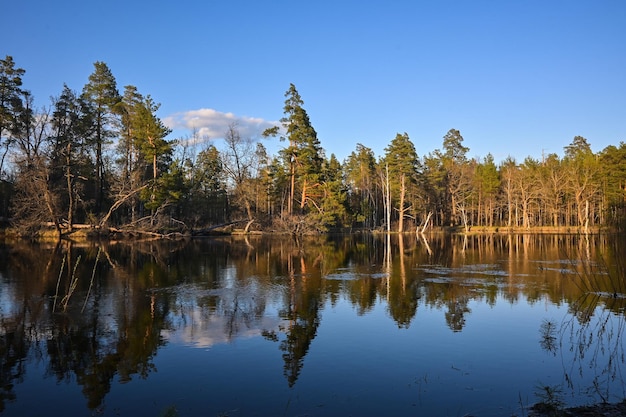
[1, 55, 625, 238]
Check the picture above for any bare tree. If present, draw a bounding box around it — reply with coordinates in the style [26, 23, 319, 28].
[221, 123, 260, 231]
[10, 99, 64, 236]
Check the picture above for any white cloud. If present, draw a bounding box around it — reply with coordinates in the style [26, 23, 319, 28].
[163, 108, 280, 142]
[161, 310, 286, 349]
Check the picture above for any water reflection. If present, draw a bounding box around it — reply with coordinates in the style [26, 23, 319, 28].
[0, 234, 625, 415]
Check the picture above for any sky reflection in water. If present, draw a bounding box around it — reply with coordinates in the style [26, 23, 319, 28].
[0, 234, 625, 417]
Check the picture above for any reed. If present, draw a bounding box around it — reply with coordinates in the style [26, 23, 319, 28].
[550, 240, 626, 405]
[60, 255, 81, 312]
[81, 247, 101, 313]
[52, 255, 66, 313]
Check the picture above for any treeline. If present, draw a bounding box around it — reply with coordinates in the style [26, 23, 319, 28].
[1, 56, 625, 237]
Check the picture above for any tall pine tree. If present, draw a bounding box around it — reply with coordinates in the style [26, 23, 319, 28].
[81, 62, 120, 213]
[265, 84, 323, 216]
[383, 132, 420, 232]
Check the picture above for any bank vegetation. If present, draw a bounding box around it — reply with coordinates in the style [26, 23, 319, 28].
[1, 56, 625, 239]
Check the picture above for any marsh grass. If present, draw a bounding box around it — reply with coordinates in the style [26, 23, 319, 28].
[532, 384, 565, 416]
[52, 248, 102, 313]
[545, 240, 626, 406]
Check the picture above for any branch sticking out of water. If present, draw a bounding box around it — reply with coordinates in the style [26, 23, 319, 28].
[52, 256, 66, 313]
[81, 248, 101, 313]
[60, 255, 81, 312]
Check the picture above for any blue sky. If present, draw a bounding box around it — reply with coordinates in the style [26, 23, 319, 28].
[4, 0, 625, 163]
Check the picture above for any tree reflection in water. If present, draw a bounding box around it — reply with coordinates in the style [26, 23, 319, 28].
[539, 238, 626, 403]
[0, 240, 174, 410]
[0, 234, 625, 414]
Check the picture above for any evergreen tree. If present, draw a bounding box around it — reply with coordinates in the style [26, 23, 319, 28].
[474, 153, 499, 226]
[441, 129, 472, 230]
[49, 84, 94, 229]
[81, 62, 121, 213]
[344, 143, 379, 228]
[0, 55, 26, 178]
[599, 143, 626, 227]
[195, 144, 228, 224]
[563, 136, 601, 231]
[110, 85, 145, 223]
[383, 132, 421, 232]
[265, 84, 323, 217]
[422, 151, 448, 227]
[131, 96, 173, 215]
[317, 153, 347, 229]
[442, 128, 469, 162]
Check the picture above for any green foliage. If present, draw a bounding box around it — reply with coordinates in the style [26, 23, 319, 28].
[382, 132, 422, 231]
[383, 132, 420, 180]
[276, 84, 324, 215]
[422, 151, 448, 225]
[564, 135, 592, 159]
[183, 145, 228, 224]
[472, 154, 500, 226]
[133, 96, 173, 177]
[438, 129, 474, 228]
[81, 61, 121, 212]
[600, 142, 626, 227]
[0, 56, 27, 190]
[0, 55, 26, 147]
[1, 59, 624, 234]
[476, 153, 499, 195]
[442, 128, 468, 163]
[316, 154, 348, 229]
[48, 84, 96, 225]
[344, 143, 378, 228]
[141, 161, 186, 212]
[561, 136, 602, 230]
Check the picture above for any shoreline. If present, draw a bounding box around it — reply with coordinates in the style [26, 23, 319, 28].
[529, 399, 626, 416]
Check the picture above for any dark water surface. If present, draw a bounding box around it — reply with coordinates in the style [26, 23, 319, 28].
[1, 234, 625, 416]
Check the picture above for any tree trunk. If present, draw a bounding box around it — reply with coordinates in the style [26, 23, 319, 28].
[379, 164, 392, 233]
[300, 178, 307, 210]
[95, 117, 103, 213]
[398, 174, 406, 233]
[65, 143, 74, 233]
[289, 158, 295, 215]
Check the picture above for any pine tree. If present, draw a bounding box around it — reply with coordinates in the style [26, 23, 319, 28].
[383, 132, 420, 232]
[344, 143, 379, 228]
[563, 136, 600, 232]
[599, 143, 626, 226]
[0, 55, 26, 177]
[131, 96, 173, 215]
[49, 84, 93, 229]
[265, 84, 323, 216]
[475, 153, 499, 226]
[81, 62, 121, 213]
[441, 129, 472, 230]
[317, 154, 347, 229]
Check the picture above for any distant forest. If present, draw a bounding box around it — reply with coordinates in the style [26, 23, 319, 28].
[1, 56, 625, 237]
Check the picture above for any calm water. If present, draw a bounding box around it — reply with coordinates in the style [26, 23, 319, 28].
[1, 234, 625, 416]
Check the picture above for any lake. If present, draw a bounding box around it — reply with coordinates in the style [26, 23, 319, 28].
[0, 233, 625, 416]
